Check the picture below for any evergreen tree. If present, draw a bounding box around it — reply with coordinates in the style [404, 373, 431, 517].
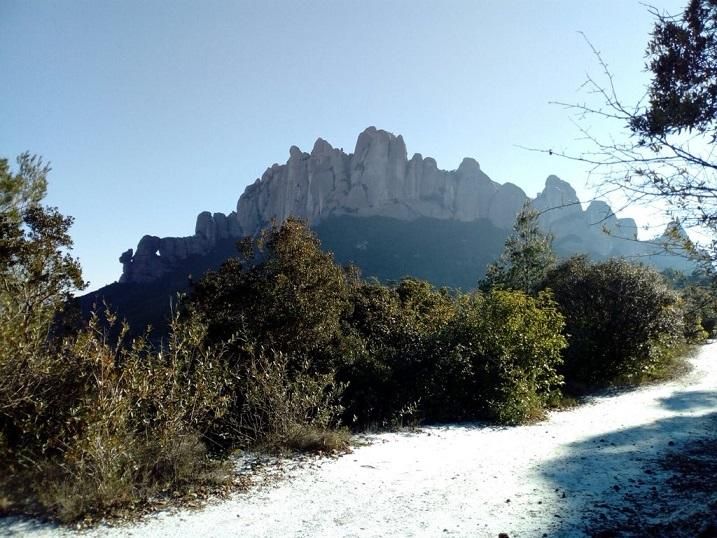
[479, 203, 555, 293]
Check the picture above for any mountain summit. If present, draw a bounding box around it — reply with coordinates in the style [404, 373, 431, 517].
[119, 127, 682, 286]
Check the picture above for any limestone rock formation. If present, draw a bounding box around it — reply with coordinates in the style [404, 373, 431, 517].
[119, 127, 530, 283]
[119, 211, 243, 283]
[232, 127, 530, 236]
[117, 127, 688, 284]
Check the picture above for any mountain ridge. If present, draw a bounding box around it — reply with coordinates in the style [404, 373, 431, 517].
[119, 126, 678, 286]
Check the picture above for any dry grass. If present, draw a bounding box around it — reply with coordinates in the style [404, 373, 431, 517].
[283, 426, 352, 454]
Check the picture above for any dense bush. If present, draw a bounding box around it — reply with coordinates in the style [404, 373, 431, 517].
[339, 278, 455, 427]
[428, 290, 566, 424]
[0, 305, 235, 522]
[189, 217, 356, 372]
[681, 284, 717, 339]
[541, 256, 686, 391]
[340, 282, 566, 426]
[233, 348, 347, 450]
[661, 268, 716, 340]
[0, 159, 240, 522]
[188, 220, 569, 428]
[185, 218, 353, 446]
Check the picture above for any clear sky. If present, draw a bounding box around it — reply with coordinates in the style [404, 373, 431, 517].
[0, 0, 685, 291]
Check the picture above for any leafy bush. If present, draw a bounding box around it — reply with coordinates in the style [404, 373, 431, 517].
[232, 348, 348, 451]
[185, 218, 352, 448]
[679, 283, 717, 340]
[189, 217, 355, 372]
[429, 290, 566, 424]
[341, 282, 566, 426]
[339, 278, 455, 427]
[0, 156, 235, 522]
[0, 308, 234, 522]
[661, 268, 716, 341]
[542, 256, 686, 391]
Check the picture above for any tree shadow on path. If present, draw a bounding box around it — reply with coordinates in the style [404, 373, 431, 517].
[658, 390, 717, 412]
[539, 398, 717, 538]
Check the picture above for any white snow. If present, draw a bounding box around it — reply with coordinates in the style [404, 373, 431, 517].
[3, 342, 716, 537]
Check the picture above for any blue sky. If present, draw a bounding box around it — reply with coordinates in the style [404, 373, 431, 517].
[0, 1, 685, 290]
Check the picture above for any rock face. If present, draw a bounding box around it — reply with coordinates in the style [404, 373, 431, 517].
[118, 127, 691, 284]
[119, 211, 243, 283]
[234, 127, 518, 233]
[119, 127, 529, 283]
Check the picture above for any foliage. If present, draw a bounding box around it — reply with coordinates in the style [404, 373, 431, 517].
[0, 305, 234, 522]
[0, 161, 699, 524]
[0, 156, 232, 522]
[0, 154, 93, 509]
[542, 256, 686, 390]
[341, 280, 566, 427]
[189, 217, 355, 371]
[633, 0, 717, 140]
[662, 267, 717, 338]
[81, 215, 511, 341]
[680, 282, 717, 338]
[233, 348, 348, 451]
[339, 278, 456, 427]
[480, 203, 555, 294]
[0, 154, 85, 347]
[543, 2, 717, 268]
[429, 290, 566, 424]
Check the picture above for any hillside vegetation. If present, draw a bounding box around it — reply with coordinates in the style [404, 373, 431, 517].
[1, 156, 714, 524]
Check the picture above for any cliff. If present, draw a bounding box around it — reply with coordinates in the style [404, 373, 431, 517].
[118, 127, 693, 284]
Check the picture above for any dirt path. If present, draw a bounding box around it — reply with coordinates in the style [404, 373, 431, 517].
[3, 342, 717, 538]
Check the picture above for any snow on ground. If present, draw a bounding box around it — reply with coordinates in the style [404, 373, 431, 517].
[3, 342, 717, 538]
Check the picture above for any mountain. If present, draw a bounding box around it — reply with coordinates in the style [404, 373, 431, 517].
[86, 127, 696, 333]
[118, 127, 528, 284]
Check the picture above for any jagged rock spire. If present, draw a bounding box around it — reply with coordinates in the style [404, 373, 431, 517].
[119, 127, 673, 284]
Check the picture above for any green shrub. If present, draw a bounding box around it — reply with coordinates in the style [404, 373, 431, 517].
[339, 278, 455, 427]
[680, 283, 717, 340]
[0, 309, 234, 522]
[430, 290, 566, 424]
[229, 347, 347, 451]
[541, 256, 686, 391]
[189, 218, 355, 372]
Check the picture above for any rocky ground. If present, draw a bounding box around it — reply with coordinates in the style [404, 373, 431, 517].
[2, 342, 716, 538]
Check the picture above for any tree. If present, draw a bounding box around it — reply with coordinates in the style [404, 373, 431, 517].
[633, 0, 717, 141]
[0, 153, 85, 346]
[543, 1, 717, 267]
[188, 217, 355, 370]
[0, 154, 89, 493]
[479, 203, 555, 293]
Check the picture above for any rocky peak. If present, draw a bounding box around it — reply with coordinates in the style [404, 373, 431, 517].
[533, 174, 582, 226]
[117, 127, 641, 284]
[536, 175, 580, 207]
[289, 145, 303, 160]
[457, 157, 481, 175]
[311, 137, 333, 157]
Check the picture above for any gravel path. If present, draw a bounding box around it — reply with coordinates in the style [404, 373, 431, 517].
[3, 342, 716, 538]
